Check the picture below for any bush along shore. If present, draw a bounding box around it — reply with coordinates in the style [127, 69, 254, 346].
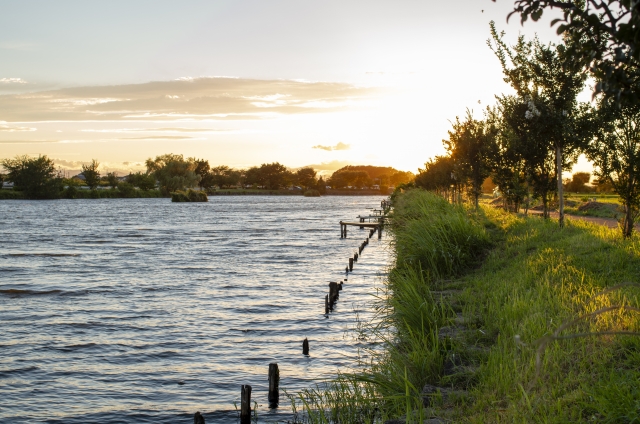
[171, 189, 208, 202]
[294, 189, 640, 423]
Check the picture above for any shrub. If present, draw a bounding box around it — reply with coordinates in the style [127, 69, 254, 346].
[304, 189, 321, 197]
[171, 189, 208, 202]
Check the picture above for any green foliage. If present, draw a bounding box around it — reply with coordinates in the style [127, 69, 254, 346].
[126, 172, 156, 190]
[443, 109, 496, 209]
[587, 100, 640, 237]
[0, 155, 62, 199]
[414, 155, 454, 194]
[0, 189, 25, 200]
[145, 153, 200, 195]
[117, 182, 136, 198]
[243, 162, 291, 189]
[295, 167, 317, 189]
[565, 172, 592, 193]
[81, 159, 101, 189]
[511, 0, 640, 105]
[303, 189, 320, 197]
[106, 172, 119, 189]
[171, 189, 208, 202]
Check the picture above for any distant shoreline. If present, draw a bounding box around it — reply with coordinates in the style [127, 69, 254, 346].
[0, 188, 389, 200]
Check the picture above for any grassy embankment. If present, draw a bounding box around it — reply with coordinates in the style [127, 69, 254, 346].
[295, 189, 640, 423]
[0, 188, 162, 200]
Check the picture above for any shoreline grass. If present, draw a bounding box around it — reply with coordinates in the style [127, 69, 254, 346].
[296, 189, 640, 423]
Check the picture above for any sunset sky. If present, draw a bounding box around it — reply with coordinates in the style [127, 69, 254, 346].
[0, 0, 592, 175]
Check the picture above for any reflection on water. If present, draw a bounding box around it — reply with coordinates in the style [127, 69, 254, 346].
[0, 196, 390, 423]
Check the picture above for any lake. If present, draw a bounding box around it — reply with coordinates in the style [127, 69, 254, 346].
[0, 196, 390, 423]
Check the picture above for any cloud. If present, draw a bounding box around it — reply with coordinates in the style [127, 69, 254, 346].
[117, 136, 196, 140]
[81, 127, 223, 133]
[0, 123, 36, 132]
[0, 77, 379, 122]
[0, 78, 28, 84]
[303, 160, 353, 172]
[312, 142, 350, 151]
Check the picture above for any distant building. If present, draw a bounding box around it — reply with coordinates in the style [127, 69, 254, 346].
[2, 181, 14, 189]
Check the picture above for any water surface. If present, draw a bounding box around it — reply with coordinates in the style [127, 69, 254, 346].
[0, 196, 390, 423]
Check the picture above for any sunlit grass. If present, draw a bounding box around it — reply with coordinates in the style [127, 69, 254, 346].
[294, 189, 640, 423]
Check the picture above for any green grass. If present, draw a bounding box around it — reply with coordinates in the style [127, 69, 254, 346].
[0, 189, 25, 199]
[294, 189, 640, 423]
[456, 208, 640, 423]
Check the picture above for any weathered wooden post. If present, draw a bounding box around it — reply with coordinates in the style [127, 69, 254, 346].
[268, 363, 279, 408]
[340, 221, 344, 238]
[345, 266, 349, 274]
[325, 294, 329, 314]
[378, 225, 382, 239]
[338, 282, 343, 291]
[302, 338, 309, 355]
[240, 385, 252, 424]
[349, 258, 353, 271]
[344, 225, 347, 238]
[359, 217, 364, 229]
[194, 411, 205, 424]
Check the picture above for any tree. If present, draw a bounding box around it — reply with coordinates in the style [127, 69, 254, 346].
[82, 159, 101, 189]
[587, 100, 640, 237]
[510, 0, 640, 105]
[489, 22, 588, 225]
[316, 176, 327, 194]
[443, 110, 496, 209]
[258, 162, 291, 189]
[106, 172, 119, 189]
[0, 155, 62, 199]
[127, 172, 156, 190]
[565, 172, 592, 193]
[193, 159, 215, 191]
[295, 167, 317, 189]
[145, 153, 200, 194]
[415, 156, 456, 198]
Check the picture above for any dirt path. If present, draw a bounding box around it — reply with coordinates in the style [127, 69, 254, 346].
[528, 210, 640, 230]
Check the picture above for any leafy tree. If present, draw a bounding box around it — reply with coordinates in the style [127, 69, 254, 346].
[489, 22, 588, 225]
[565, 172, 592, 193]
[145, 153, 200, 194]
[127, 172, 156, 190]
[316, 176, 327, 194]
[81, 159, 101, 189]
[257, 162, 291, 189]
[587, 100, 640, 237]
[106, 172, 119, 189]
[194, 159, 215, 191]
[510, 0, 640, 105]
[443, 110, 496, 209]
[0, 155, 62, 199]
[210, 165, 241, 188]
[295, 167, 317, 189]
[414, 156, 455, 198]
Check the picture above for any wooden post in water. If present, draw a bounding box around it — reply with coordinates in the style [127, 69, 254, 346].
[378, 225, 382, 239]
[194, 411, 205, 424]
[359, 217, 364, 229]
[268, 363, 279, 408]
[338, 282, 343, 291]
[302, 338, 309, 355]
[240, 385, 252, 424]
[349, 258, 353, 272]
[325, 294, 329, 314]
[345, 266, 349, 274]
[340, 221, 344, 238]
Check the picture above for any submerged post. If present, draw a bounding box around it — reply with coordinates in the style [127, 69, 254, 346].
[194, 411, 205, 424]
[378, 225, 382, 239]
[349, 258, 353, 272]
[340, 221, 344, 238]
[240, 385, 252, 424]
[325, 294, 329, 314]
[302, 338, 309, 355]
[268, 363, 279, 408]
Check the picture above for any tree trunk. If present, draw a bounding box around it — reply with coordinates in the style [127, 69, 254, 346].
[557, 144, 564, 228]
[623, 199, 634, 238]
[542, 193, 549, 219]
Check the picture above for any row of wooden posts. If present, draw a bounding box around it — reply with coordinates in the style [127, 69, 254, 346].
[195, 202, 390, 423]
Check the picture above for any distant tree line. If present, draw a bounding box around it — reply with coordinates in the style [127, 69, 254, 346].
[1, 154, 412, 200]
[414, 21, 640, 238]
